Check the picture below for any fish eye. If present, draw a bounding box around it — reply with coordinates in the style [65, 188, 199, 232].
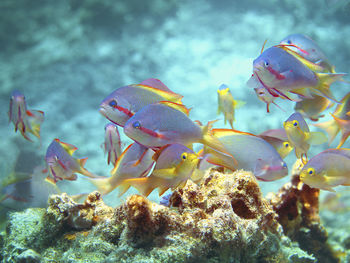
[293, 120, 298, 127]
[132, 121, 141, 129]
[282, 162, 287, 168]
[287, 40, 292, 44]
[109, 100, 117, 108]
[284, 142, 289, 147]
[181, 152, 187, 160]
[307, 168, 315, 175]
[264, 61, 269, 67]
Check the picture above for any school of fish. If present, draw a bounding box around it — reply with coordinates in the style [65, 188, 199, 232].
[3, 33, 350, 211]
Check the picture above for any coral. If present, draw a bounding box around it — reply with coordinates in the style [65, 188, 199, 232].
[267, 159, 341, 263]
[1, 169, 314, 262]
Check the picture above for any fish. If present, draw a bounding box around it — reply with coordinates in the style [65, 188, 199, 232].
[249, 46, 345, 103]
[217, 84, 245, 128]
[313, 92, 350, 148]
[203, 129, 288, 181]
[278, 33, 335, 73]
[121, 144, 200, 197]
[123, 101, 232, 158]
[90, 143, 155, 196]
[0, 166, 60, 209]
[294, 95, 333, 121]
[45, 138, 99, 183]
[103, 123, 123, 166]
[99, 79, 183, 127]
[283, 112, 327, 163]
[8, 90, 44, 141]
[258, 134, 293, 159]
[299, 148, 350, 192]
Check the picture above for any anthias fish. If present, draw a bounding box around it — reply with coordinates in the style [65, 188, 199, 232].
[8, 90, 44, 141]
[103, 123, 122, 166]
[99, 79, 183, 127]
[300, 148, 350, 192]
[90, 143, 154, 196]
[250, 46, 344, 104]
[45, 138, 99, 183]
[217, 84, 245, 128]
[314, 92, 350, 148]
[203, 129, 288, 181]
[121, 144, 199, 196]
[283, 112, 327, 162]
[123, 101, 231, 157]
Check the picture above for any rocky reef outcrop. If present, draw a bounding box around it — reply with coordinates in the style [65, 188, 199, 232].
[1, 169, 318, 262]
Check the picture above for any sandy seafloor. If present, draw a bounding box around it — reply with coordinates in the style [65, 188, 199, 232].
[1, 0, 350, 236]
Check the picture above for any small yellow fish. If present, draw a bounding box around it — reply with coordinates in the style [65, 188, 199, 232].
[300, 148, 350, 192]
[217, 84, 245, 128]
[283, 112, 327, 163]
[121, 144, 200, 197]
[313, 92, 350, 148]
[258, 134, 293, 159]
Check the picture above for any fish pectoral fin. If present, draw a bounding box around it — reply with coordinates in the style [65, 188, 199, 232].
[233, 99, 246, 109]
[306, 131, 328, 145]
[312, 119, 338, 144]
[152, 168, 177, 179]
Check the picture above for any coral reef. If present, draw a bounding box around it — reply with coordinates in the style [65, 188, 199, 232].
[0, 169, 316, 262]
[267, 160, 341, 263]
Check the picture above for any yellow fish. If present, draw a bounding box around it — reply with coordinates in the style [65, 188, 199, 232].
[217, 84, 245, 128]
[121, 144, 199, 197]
[294, 95, 333, 122]
[300, 148, 350, 192]
[283, 112, 327, 163]
[313, 92, 350, 148]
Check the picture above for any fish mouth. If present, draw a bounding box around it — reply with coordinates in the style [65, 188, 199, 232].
[99, 105, 108, 118]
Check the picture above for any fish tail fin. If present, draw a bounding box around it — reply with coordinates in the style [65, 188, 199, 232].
[312, 118, 339, 144]
[331, 114, 350, 148]
[314, 73, 346, 103]
[117, 184, 131, 197]
[121, 177, 158, 197]
[200, 121, 238, 166]
[89, 177, 114, 195]
[26, 110, 44, 139]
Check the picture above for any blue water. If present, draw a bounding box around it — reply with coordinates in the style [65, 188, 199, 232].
[1, 0, 349, 220]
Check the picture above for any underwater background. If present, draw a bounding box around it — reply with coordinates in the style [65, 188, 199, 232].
[1, 0, 350, 262]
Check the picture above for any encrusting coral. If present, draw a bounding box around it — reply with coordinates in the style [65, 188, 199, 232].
[267, 159, 341, 263]
[1, 169, 316, 262]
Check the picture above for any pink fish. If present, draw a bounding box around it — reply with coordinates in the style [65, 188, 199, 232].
[45, 139, 99, 183]
[8, 90, 44, 141]
[103, 123, 122, 165]
[90, 143, 155, 196]
[121, 144, 200, 197]
[248, 46, 344, 106]
[99, 79, 183, 127]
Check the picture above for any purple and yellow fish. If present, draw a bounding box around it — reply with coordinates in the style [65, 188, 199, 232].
[121, 143, 200, 197]
[300, 148, 350, 192]
[203, 129, 288, 181]
[313, 92, 350, 148]
[99, 78, 183, 127]
[8, 90, 44, 141]
[258, 129, 293, 159]
[103, 123, 122, 166]
[45, 138, 99, 183]
[283, 112, 327, 163]
[123, 101, 231, 157]
[217, 84, 245, 128]
[248, 46, 344, 104]
[294, 95, 333, 122]
[90, 143, 154, 196]
[278, 33, 335, 73]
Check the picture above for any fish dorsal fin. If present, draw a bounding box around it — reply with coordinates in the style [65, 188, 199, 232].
[140, 78, 174, 93]
[260, 39, 268, 54]
[110, 143, 134, 175]
[158, 101, 191, 116]
[54, 138, 77, 155]
[152, 144, 171, 161]
[211, 128, 257, 138]
[133, 84, 183, 103]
